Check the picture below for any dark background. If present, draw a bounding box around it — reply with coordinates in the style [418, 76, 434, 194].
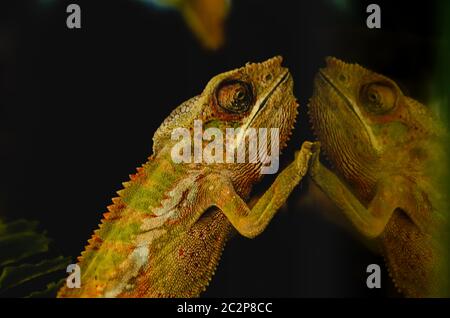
[0, 0, 441, 297]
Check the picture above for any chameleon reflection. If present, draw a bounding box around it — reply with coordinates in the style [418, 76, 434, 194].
[308, 57, 448, 297]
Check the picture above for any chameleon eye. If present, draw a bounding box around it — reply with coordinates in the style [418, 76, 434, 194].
[216, 80, 253, 113]
[361, 82, 396, 114]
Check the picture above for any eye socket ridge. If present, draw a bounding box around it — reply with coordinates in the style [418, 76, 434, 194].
[216, 80, 254, 114]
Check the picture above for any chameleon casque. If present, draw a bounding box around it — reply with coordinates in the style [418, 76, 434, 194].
[58, 56, 315, 297]
[308, 57, 449, 297]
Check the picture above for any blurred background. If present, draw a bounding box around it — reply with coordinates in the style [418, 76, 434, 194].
[0, 0, 447, 297]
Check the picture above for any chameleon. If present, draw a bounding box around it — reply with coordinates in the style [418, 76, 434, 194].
[58, 56, 316, 297]
[307, 57, 449, 297]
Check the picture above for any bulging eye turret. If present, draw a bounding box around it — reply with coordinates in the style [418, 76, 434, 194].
[216, 80, 253, 113]
[361, 82, 397, 114]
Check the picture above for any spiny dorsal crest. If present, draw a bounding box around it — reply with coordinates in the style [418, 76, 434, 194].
[152, 95, 200, 153]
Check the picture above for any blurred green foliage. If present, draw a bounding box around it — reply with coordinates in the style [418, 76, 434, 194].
[0, 219, 70, 298]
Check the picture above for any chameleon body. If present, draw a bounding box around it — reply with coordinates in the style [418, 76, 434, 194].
[308, 57, 448, 297]
[58, 56, 315, 297]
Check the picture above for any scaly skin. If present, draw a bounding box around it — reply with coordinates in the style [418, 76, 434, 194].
[58, 56, 316, 297]
[308, 57, 448, 297]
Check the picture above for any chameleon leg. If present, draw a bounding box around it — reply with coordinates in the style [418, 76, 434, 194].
[309, 144, 424, 238]
[204, 141, 316, 238]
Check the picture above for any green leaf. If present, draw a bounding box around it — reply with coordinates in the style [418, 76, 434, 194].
[0, 218, 72, 297]
[26, 279, 66, 298]
[0, 232, 50, 266]
[0, 256, 70, 293]
[0, 219, 39, 236]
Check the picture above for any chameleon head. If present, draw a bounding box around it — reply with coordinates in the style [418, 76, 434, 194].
[200, 56, 298, 179]
[155, 56, 298, 148]
[153, 56, 298, 189]
[308, 57, 433, 197]
[201, 55, 297, 127]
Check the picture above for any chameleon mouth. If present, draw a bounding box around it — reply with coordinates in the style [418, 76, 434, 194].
[317, 70, 362, 123]
[248, 69, 291, 127]
[315, 70, 381, 153]
[233, 69, 292, 148]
